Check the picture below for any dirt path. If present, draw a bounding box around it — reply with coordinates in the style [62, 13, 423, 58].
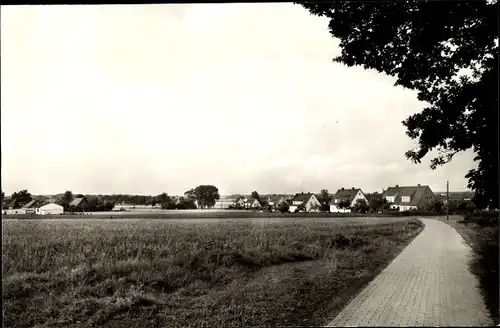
[328, 218, 493, 327]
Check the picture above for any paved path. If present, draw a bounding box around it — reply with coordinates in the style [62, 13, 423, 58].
[328, 218, 493, 327]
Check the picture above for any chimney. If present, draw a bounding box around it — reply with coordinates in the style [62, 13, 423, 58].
[341, 188, 344, 191]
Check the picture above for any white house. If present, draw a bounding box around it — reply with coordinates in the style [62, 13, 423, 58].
[2, 209, 27, 215]
[22, 200, 43, 214]
[329, 188, 369, 213]
[244, 198, 262, 209]
[267, 195, 287, 209]
[289, 193, 321, 212]
[38, 203, 64, 215]
[383, 184, 436, 211]
[214, 199, 237, 209]
[233, 196, 261, 209]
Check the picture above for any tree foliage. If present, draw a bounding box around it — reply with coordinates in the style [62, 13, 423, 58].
[353, 198, 369, 213]
[251, 191, 261, 200]
[11, 190, 32, 207]
[298, 1, 498, 208]
[63, 191, 74, 206]
[193, 185, 220, 209]
[319, 189, 332, 204]
[277, 201, 290, 213]
[337, 199, 351, 210]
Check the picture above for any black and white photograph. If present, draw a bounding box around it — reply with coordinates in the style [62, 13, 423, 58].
[1, 2, 498, 327]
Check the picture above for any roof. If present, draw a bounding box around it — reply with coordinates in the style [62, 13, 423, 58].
[435, 191, 474, 202]
[22, 200, 42, 209]
[331, 188, 361, 204]
[39, 203, 64, 209]
[291, 193, 315, 204]
[382, 185, 434, 206]
[70, 198, 85, 207]
[244, 197, 260, 204]
[215, 199, 236, 204]
[268, 195, 285, 203]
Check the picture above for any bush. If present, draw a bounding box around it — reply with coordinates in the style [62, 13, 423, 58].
[277, 202, 289, 213]
[320, 204, 330, 212]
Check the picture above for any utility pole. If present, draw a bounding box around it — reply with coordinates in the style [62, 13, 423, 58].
[381, 188, 384, 215]
[446, 180, 449, 221]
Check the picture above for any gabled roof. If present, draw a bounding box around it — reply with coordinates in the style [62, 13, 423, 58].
[332, 188, 361, 204]
[70, 197, 86, 207]
[435, 191, 474, 202]
[383, 185, 434, 206]
[22, 200, 42, 209]
[244, 197, 260, 204]
[291, 193, 316, 204]
[268, 195, 285, 203]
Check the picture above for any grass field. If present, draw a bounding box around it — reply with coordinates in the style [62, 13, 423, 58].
[2, 217, 423, 328]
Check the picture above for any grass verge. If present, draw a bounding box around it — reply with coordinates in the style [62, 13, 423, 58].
[436, 215, 499, 325]
[2, 218, 423, 327]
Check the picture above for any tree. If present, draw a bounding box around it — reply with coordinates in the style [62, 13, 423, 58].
[426, 199, 445, 213]
[298, 1, 499, 209]
[184, 189, 196, 200]
[193, 185, 220, 209]
[337, 199, 351, 210]
[156, 193, 174, 209]
[277, 202, 290, 213]
[353, 199, 370, 214]
[11, 190, 32, 207]
[62, 191, 74, 209]
[251, 191, 260, 200]
[319, 189, 332, 204]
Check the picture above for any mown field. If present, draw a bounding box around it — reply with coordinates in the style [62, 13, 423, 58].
[2, 217, 424, 328]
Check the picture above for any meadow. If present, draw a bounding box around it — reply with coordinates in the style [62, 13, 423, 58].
[2, 217, 424, 328]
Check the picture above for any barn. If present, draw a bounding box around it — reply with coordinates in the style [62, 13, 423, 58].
[38, 203, 64, 215]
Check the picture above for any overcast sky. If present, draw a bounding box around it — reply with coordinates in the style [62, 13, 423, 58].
[1, 4, 475, 196]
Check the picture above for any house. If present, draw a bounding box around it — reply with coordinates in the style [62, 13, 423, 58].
[329, 187, 369, 213]
[289, 193, 321, 212]
[70, 197, 88, 212]
[214, 199, 237, 209]
[22, 200, 43, 214]
[435, 191, 474, 204]
[234, 197, 247, 207]
[244, 197, 262, 209]
[38, 203, 64, 215]
[112, 202, 136, 211]
[382, 184, 436, 211]
[267, 194, 287, 208]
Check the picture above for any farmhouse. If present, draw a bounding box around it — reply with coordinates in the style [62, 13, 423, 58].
[289, 193, 321, 212]
[244, 197, 261, 209]
[329, 187, 369, 213]
[383, 184, 436, 211]
[435, 191, 474, 204]
[233, 196, 261, 209]
[214, 199, 236, 209]
[267, 194, 287, 208]
[22, 200, 43, 214]
[70, 197, 88, 212]
[38, 203, 64, 215]
[233, 196, 246, 207]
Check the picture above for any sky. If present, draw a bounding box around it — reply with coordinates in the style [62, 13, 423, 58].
[1, 3, 476, 196]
